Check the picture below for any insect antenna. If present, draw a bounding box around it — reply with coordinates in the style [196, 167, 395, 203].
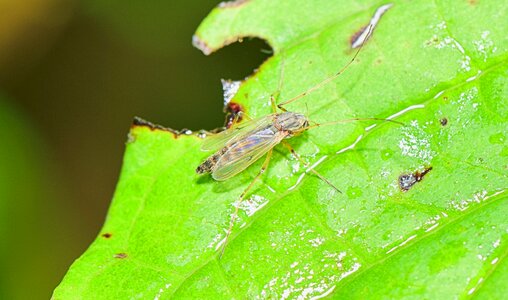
[277, 24, 374, 109]
[305, 117, 404, 130]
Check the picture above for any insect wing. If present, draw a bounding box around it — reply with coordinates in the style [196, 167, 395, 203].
[201, 115, 275, 152]
[212, 130, 284, 181]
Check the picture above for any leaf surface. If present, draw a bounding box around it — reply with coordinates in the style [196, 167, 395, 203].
[54, 0, 508, 298]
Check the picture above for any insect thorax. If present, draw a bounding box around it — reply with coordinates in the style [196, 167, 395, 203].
[275, 112, 309, 133]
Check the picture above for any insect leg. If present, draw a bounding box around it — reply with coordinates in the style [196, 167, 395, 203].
[237, 111, 253, 121]
[269, 51, 287, 113]
[281, 141, 342, 194]
[270, 95, 285, 113]
[219, 149, 273, 258]
[277, 25, 373, 110]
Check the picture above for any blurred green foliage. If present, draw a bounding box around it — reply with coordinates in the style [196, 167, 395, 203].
[0, 98, 80, 299]
[0, 0, 268, 298]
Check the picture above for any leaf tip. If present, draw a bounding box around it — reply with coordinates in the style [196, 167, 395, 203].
[192, 34, 213, 55]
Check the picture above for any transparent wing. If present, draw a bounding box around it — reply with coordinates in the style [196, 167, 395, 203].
[212, 131, 285, 181]
[201, 114, 275, 152]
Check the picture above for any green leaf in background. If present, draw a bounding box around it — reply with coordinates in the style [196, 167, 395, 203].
[54, 0, 508, 298]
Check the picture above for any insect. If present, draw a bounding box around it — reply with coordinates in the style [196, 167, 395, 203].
[197, 26, 396, 257]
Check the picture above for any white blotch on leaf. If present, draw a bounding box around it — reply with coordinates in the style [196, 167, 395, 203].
[260, 229, 361, 299]
[424, 22, 472, 72]
[153, 283, 172, 300]
[453, 87, 480, 122]
[308, 237, 325, 248]
[206, 233, 225, 251]
[238, 194, 269, 217]
[448, 190, 488, 211]
[221, 79, 241, 106]
[398, 120, 436, 164]
[473, 31, 496, 62]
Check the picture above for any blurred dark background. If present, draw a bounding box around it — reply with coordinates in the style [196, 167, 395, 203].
[0, 0, 269, 298]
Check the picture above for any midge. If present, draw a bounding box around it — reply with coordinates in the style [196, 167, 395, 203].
[197, 26, 395, 256]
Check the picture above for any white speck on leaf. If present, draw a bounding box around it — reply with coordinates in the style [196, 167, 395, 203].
[153, 283, 172, 300]
[309, 237, 325, 247]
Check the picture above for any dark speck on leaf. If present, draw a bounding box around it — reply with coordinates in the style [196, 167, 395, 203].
[440, 118, 448, 126]
[399, 167, 433, 191]
[102, 233, 112, 239]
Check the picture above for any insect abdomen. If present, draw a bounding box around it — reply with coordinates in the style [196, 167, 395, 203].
[196, 147, 227, 174]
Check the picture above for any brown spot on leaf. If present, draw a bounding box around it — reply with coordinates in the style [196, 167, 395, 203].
[440, 118, 448, 126]
[399, 167, 433, 191]
[102, 233, 112, 239]
[131, 117, 187, 138]
[218, 0, 251, 8]
[350, 25, 368, 48]
[114, 253, 128, 259]
[132, 116, 174, 132]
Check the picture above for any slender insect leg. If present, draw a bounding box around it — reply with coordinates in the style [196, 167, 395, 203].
[230, 110, 253, 125]
[223, 110, 255, 131]
[238, 111, 253, 121]
[269, 51, 287, 113]
[219, 149, 273, 258]
[270, 96, 285, 113]
[281, 141, 342, 194]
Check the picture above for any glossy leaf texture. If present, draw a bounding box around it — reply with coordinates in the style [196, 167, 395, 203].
[54, 0, 508, 299]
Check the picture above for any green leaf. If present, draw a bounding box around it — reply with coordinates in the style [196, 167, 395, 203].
[54, 0, 508, 298]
